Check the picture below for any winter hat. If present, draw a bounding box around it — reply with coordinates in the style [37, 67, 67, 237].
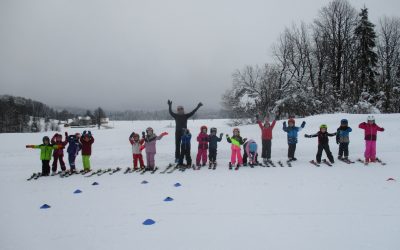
[200, 125, 208, 132]
[210, 127, 217, 133]
[288, 118, 295, 124]
[133, 133, 139, 139]
[146, 127, 154, 134]
[341, 119, 348, 125]
[367, 115, 375, 122]
[42, 136, 50, 143]
[320, 124, 327, 129]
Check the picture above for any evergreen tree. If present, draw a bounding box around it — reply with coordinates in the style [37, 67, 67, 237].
[354, 7, 379, 99]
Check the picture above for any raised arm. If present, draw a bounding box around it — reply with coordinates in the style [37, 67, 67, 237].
[168, 100, 177, 119]
[270, 120, 276, 129]
[282, 122, 288, 132]
[185, 102, 203, 118]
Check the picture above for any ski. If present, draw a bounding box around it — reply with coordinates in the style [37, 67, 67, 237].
[33, 172, 42, 180]
[27, 172, 39, 181]
[286, 160, 293, 167]
[376, 158, 387, 166]
[123, 167, 131, 174]
[309, 160, 320, 167]
[160, 164, 174, 174]
[234, 164, 240, 170]
[357, 158, 368, 166]
[268, 160, 276, 167]
[109, 167, 121, 175]
[213, 162, 217, 170]
[278, 161, 284, 167]
[229, 162, 233, 170]
[338, 158, 355, 164]
[322, 159, 333, 167]
[150, 167, 159, 174]
[85, 169, 102, 177]
[97, 168, 112, 176]
[167, 165, 179, 174]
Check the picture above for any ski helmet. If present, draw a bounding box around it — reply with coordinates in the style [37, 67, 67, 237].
[200, 125, 208, 132]
[320, 124, 327, 129]
[288, 118, 295, 125]
[133, 133, 139, 139]
[42, 136, 50, 143]
[367, 115, 375, 122]
[146, 127, 153, 134]
[210, 127, 217, 133]
[341, 119, 348, 124]
[233, 127, 240, 133]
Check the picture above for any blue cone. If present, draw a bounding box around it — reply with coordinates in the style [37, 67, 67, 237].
[174, 183, 181, 187]
[142, 219, 156, 225]
[141, 180, 149, 184]
[73, 189, 82, 194]
[92, 182, 99, 186]
[164, 197, 174, 202]
[40, 204, 51, 209]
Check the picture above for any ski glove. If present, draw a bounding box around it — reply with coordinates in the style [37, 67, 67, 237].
[26, 145, 34, 148]
[167, 100, 172, 106]
[160, 132, 168, 137]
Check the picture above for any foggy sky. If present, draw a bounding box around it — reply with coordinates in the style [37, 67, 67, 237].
[1, 0, 399, 111]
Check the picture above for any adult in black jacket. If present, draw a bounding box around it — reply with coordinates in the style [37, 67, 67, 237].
[168, 100, 203, 162]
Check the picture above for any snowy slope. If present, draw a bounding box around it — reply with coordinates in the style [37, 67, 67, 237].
[1, 114, 400, 250]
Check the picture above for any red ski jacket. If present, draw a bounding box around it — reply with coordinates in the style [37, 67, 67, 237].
[359, 122, 384, 141]
[257, 120, 276, 140]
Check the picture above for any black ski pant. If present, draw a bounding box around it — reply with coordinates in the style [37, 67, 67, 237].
[175, 131, 183, 160]
[68, 154, 77, 170]
[209, 148, 218, 162]
[42, 160, 50, 176]
[288, 144, 296, 159]
[316, 143, 334, 163]
[338, 142, 349, 158]
[179, 145, 191, 166]
[261, 139, 272, 159]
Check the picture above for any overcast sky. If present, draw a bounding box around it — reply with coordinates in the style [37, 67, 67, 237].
[1, 0, 399, 111]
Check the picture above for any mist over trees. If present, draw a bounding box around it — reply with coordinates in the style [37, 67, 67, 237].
[223, 0, 400, 121]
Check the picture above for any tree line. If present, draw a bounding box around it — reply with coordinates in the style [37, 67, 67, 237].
[223, 0, 400, 122]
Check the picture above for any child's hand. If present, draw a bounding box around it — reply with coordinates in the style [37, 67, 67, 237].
[142, 131, 146, 137]
[226, 134, 229, 138]
[161, 132, 168, 137]
[304, 134, 311, 138]
[26, 145, 34, 148]
[65, 132, 68, 137]
[167, 100, 172, 106]
[83, 130, 87, 135]
[220, 133, 223, 137]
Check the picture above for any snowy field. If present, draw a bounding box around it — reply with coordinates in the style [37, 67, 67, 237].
[1, 113, 400, 250]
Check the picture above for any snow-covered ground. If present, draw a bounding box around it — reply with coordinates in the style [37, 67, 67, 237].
[1, 113, 400, 250]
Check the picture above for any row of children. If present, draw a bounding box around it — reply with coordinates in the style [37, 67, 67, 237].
[173, 115, 385, 168]
[26, 131, 94, 176]
[26, 115, 385, 175]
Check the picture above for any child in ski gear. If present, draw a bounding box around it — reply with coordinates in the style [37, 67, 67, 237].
[305, 124, 336, 164]
[26, 136, 60, 176]
[179, 128, 192, 166]
[256, 115, 276, 162]
[142, 127, 168, 170]
[336, 119, 352, 160]
[168, 100, 203, 163]
[129, 133, 145, 169]
[80, 130, 94, 171]
[283, 118, 306, 161]
[226, 128, 247, 167]
[66, 132, 82, 172]
[51, 133, 68, 174]
[243, 139, 258, 166]
[359, 116, 384, 163]
[196, 125, 209, 166]
[208, 127, 223, 166]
